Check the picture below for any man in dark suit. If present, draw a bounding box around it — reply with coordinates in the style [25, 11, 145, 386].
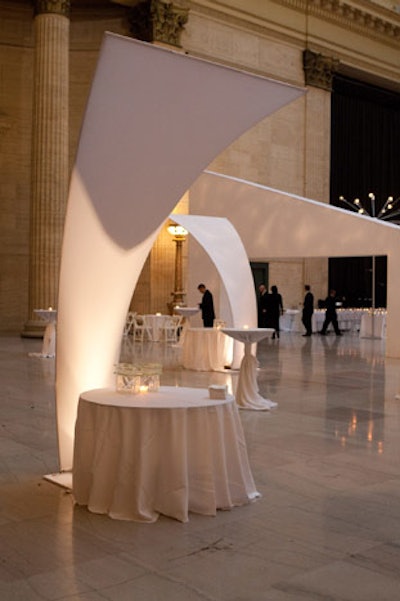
[302, 284, 314, 336]
[258, 284, 268, 327]
[197, 283, 215, 327]
[320, 289, 342, 336]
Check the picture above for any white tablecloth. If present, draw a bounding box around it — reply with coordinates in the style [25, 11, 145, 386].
[222, 328, 277, 411]
[312, 309, 365, 333]
[182, 328, 233, 371]
[280, 310, 300, 332]
[73, 387, 258, 523]
[33, 309, 57, 357]
[143, 314, 169, 341]
[359, 312, 386, 339]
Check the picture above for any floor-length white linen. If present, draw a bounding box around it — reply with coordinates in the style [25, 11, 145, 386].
[32, 309, 57, 357]
[73, 387, 258, 523]
[359, 312, 386, 339]
[222, 328, 277, 410]
[182, 328, 233, 371]
[143, 314, 169, 341]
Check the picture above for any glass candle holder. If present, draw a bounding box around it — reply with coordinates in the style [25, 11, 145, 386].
[116, 373, 141, 394]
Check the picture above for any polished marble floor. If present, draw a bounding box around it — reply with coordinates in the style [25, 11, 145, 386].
[1, 331, 400, 600]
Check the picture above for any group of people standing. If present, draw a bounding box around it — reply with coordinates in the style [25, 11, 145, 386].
[198, 281, 342, 337]
[259, 284, 342, 337]
[258, 284, 284, 339]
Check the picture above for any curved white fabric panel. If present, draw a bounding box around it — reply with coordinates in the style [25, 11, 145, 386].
[171, 214, 257, 368]
[189, 171, 400, 358]
[56, 34, 304, 470]
[171, 215, 257, 327]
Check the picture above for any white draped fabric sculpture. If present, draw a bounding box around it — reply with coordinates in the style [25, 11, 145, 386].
[56, 33, 304, 472]
[189, 171, 400, 360]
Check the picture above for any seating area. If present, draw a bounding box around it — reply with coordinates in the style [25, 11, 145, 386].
[125, 313, 184, 343]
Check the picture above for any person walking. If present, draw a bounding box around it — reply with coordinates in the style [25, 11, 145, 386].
[197, 283, 215, 327]
[319, 289, 342, 336]
[302, 284, 314, 336]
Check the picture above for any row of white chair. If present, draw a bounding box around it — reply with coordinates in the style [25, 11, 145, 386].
[123, 312, 183, 343]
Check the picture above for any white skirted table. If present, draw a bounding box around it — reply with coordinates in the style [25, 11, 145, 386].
[222, 328, 277, 411]
[359, 311, 386, 339]
[173, 307, 200, 346]
[182, 327, 233, 371]
[143, 314, 169, 341]
[32, 309, 57, 357]
[73, 386, 259, 523]
[280, 309, 300, 332]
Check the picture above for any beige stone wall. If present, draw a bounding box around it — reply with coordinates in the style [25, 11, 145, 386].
[183, 3, 328, 309]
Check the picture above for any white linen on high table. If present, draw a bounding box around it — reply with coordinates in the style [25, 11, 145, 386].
[182, 327, 233, 371]
[359, 312, 386, 339]
[143, 314, 169, 341]
[73, 387, 259, 523]
[222, 328, 277, 411]
[174, 307, 200, 319]
[280, 309, 300, 332]
[173, 307, 200, 346]
[33, 309, 57, 357]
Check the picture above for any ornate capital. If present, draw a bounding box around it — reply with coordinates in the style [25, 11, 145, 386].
[34, 0, 71, 17]
[128, 0, 189, 47]
[303, 49, 340, 91]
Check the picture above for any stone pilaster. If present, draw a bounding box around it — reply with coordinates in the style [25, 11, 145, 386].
[303, 49, 340, 92]
[127, 0, 189, 47]
[22, 0, 70, 337]
[302, 49, 339, 301]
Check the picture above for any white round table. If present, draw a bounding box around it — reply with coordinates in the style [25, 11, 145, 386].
[32, 309, 57, 357]
[182, 327, 233, 371]
[222, 328, 277, 411]
[172, 307, 201, 346]
[174, 306, 200, 319]
[73, 386, 259, 522]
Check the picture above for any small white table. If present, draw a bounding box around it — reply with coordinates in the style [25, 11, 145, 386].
[143, 314, 169, 342]
[280, 309, 300, 332]
[73, 387, 259, 523]
[182, 327, 233, 371]
[359, 312, 386, 339]
[32, 309, 57, 357]
[174, 306, 200, 320]
[174, 307, 201, 346]
[222, 328, 277, 411]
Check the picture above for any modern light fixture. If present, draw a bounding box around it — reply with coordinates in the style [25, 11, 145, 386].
[339, 193, 400, 221]
[167, 222, 188, 308]
[339, 192, 399, 337]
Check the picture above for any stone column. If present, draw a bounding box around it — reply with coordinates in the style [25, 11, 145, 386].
[302, 49, 340, 301]
[22, 0, 70, 337]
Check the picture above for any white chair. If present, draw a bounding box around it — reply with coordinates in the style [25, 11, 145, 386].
[123, 311, 136, 336]
[132, 315, 152, 342]
[162, 315, 183, 343]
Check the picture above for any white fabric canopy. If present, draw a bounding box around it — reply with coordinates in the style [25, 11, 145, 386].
[56, 33, 304, 470]
[171, 214, 258, 368]
[171, 214, 257, 327]
[189, 171, 400, 358]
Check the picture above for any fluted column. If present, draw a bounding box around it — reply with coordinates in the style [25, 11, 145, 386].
[22, 0, 70, 337]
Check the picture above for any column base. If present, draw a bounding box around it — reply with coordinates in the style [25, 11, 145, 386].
[21, 320, 46, 338]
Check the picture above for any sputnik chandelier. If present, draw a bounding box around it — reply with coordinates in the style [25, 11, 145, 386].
[339, 193, 400, 222]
